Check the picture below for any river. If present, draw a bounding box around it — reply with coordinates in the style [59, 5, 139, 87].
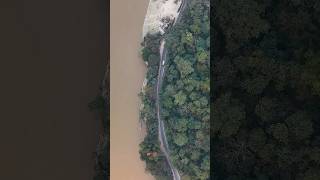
[110, 0, 155, 179]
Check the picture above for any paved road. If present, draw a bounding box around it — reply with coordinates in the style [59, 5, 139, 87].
[156, 39, 181, 180]
[155, 1, 188, 179]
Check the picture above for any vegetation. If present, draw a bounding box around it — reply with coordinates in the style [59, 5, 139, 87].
[91, 67, 109, 180]
[212, 0, 320, 179]
[139, 0, 210, 179]
[140, 32, 175, 179]
[90, 95, 108, 180]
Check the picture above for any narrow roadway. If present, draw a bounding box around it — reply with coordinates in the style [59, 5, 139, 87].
[155, 0, 188, 179]
[156, 39, 181, 180]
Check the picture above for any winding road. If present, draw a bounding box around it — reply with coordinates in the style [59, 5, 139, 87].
[155, 1, 187, 179]
[156, 39, 181, 180]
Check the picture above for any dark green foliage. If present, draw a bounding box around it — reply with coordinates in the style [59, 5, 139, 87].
[212, 93, 245, 138]
[212, 0, 320, 179]
[88, 96, 106, 111]
[301, 52, 320, 96]
[91, 91, 109, 179]
[161, 1, 210, 179]
[214, 0, 269, 52]
[268, 123, 288, 143]
[140, 0, 209, 179]
[139, 33, 173, 179]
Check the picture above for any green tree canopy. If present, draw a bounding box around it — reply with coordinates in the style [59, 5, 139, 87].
[174, 133, 188, 146]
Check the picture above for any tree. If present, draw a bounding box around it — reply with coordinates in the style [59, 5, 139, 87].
[88, 96, 105, 111]
[162, 96, 174, 109]
[174, 133, 188, 146]
[301, 52, 320, 96]
[255, 97, 279, 124]
[189, 11, 202, 34]
[299, 168, 320, 180]
[212, 93, 246, 138]
[140, 0, 210, 178]
[174, 91, 187, 105]
[147, 54, 160, 66]
[181, 31, 194, 46]
[248, 128, 267, 152]
[173, 118, 189, 132]
[285, 111, 313, 142]
[214, 0, 269, 51]
[201, 155, 210, 171]
[268, 123, 288, 143]
[212, 0, 320, 178]
[190, 150, 201, 161]
[164, 84, 177, 96]
[196, 49, 209, 64]
[174, 56, 194, 78]
[142, 47, 152, 62]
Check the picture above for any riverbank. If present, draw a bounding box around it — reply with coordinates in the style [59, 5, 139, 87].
[143, 0, 182, 37]
[139, 0, 210, 179]
[139, 33, 173, 179]
[139, 0, 188, 179]
[92, 65, 109, 180]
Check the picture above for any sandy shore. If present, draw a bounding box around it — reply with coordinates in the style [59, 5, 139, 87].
[143, 0, 182, 38]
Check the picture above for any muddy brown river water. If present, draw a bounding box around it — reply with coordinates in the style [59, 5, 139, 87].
[110, 0, 155, 179]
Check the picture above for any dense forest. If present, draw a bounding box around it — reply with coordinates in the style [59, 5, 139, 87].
[212, 0, 320, 179]
[140, 33, 173, 179]
[139, 0, 210, 179]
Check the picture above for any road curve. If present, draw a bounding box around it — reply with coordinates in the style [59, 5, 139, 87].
[155, 0, 188, 179]
[157, 39, 181, 180]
